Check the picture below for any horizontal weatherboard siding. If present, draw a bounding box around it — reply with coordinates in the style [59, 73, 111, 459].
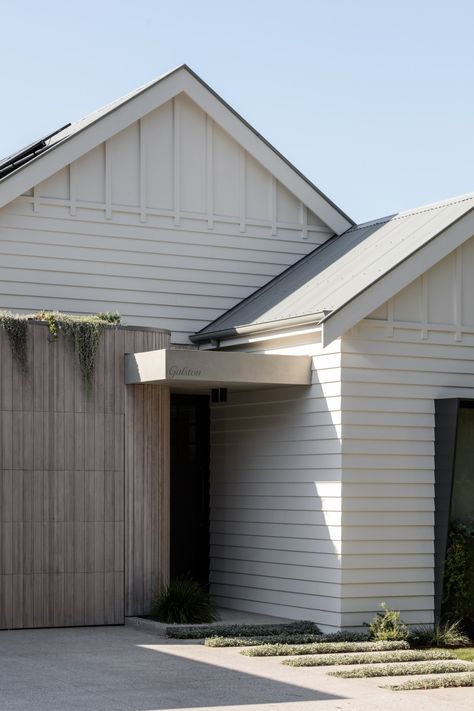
[209, 341, 343, 631]
[339, 248, 474, 626]
[0, 94, 333, 343]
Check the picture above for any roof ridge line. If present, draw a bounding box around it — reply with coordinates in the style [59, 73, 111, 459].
[351, 194, 474, 231]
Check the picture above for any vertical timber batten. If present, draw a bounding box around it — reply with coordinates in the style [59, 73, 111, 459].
[124, 380, 170, 616]
[0, 322, 169, 629]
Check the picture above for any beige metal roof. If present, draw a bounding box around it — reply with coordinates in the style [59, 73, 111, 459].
[192, 193, 474, 343]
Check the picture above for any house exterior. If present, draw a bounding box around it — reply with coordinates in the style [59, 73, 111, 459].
[0, 65, 473, 632]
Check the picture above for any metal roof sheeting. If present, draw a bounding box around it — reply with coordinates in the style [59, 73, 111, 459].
[193, 193, 474, 342]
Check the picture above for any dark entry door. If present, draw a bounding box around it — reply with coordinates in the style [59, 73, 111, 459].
[170, 394, 210, 587]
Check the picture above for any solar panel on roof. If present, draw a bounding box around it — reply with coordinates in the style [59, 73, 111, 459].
[0, 124, 71, 180]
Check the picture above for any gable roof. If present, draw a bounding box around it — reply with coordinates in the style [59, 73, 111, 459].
[192, 193, 474, 346]
[0, 65, 353, 234]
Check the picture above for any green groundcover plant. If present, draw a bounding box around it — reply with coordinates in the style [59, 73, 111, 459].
[166, 620, 319, 639]
[283, 649, 455, 667]
[329, 660, 473, 678]
[205, 630, 368, 647]
[385, 673, 474, 691]
[241, 640, 408, 657]
[453, 647, 474, 661]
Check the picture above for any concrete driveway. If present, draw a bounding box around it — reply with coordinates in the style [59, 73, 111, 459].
[0, 625, 473, 711]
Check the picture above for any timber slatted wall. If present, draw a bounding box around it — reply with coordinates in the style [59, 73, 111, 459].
[0, 322, 169, 629]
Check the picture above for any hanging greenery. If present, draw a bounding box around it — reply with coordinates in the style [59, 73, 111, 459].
[36, 310, 121, 392]
[0, 311, 29, 373]
[0, 309, 121, 393]
[442, 522, 474, 626]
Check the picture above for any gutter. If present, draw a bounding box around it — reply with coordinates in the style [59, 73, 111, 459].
[190, 311, 328, 345]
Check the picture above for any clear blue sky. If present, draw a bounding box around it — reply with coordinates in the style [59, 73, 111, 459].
[2, 0, 473, 223]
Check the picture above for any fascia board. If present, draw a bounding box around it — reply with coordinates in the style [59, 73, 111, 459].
[0, 67, 352, 233]
[322, 209, 474, 347]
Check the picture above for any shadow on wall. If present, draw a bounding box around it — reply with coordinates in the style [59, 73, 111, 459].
[209, 366, 342, 630]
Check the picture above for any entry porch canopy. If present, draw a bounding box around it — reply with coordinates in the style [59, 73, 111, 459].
[124, 348, 312, 389]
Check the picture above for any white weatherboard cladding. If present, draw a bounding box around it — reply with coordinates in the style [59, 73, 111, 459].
[0, 95, 333, 343]
[340, 242, 474, 627]
[209, 339, 343, 631]
[210, 237, 474, 629]
[366, 236, 474, 340]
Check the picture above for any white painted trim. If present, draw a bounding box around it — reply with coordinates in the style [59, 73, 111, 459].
[454, 248, 462, 341]
[0, 67, 352, 234]
[239, 147, 246, 233]
[104, 140, 112, 219]
[69, 162, 77, 216]
[138, 119, 147, 223]
[322, 209, 474, 346]
[173, 97, 180, 227]
[206, 115, 214, 230]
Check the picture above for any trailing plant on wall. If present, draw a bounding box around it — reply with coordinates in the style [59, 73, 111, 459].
[0, 311, 29, 373]
[36, 310, 121, 392]
[442, 522, 474, 626]
[0, 310, 121, 392]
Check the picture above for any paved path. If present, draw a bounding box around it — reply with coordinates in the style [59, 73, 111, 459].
[0, 625, 473, 710]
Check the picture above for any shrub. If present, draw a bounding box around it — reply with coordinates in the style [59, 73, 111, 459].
[167, 620, 319, 639]
[442, 523, 474, 627]
[206, 630, 368, 648]
[386, 673, 474, 691]
[329, 660, 473, 678]
[367, 603, 409, 641]
[283, 649, 455, 667]
[151, 579, 217, 624]
[409, 620, 471, 648]
[241, 640, 409, 657]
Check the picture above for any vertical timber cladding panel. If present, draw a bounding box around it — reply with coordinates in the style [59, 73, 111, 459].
[0, 323, 169, 629]
[124, 329, 170, 617]
[209, 340, 343, 631]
